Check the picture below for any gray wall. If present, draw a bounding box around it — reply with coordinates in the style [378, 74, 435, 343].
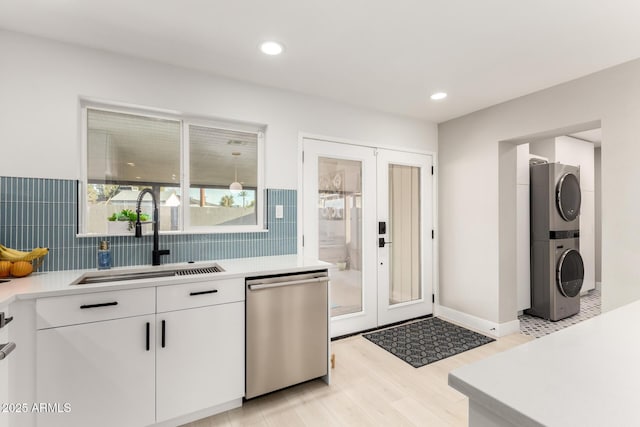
[439, 57, 640, 325]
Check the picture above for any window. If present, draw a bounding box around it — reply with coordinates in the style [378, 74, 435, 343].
[188, 125, 258, 227]
[81, 103, 264, 235]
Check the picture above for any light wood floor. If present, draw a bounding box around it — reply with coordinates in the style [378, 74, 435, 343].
[183, 332, 533, 427]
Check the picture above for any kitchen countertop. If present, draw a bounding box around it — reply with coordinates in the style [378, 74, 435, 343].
[448, 298, 640, 427]
[0, 255, 329, 308]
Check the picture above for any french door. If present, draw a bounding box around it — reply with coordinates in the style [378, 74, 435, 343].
[376, 149, 433, 325]
[302, 138, 433, 337]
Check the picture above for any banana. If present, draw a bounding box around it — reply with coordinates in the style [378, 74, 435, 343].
[0, 244, 30, 258]
[0, 245, 49, 262]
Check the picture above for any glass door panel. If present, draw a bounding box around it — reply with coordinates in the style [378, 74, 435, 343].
[318, 157, 363, 317]
[303, 139, 377, 337]
[389, 164, 422, 305]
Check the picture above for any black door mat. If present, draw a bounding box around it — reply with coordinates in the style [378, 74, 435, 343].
[363, 317, 495, 368]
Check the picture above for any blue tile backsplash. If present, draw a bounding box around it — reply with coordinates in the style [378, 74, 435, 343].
[0, 176, 297, 272]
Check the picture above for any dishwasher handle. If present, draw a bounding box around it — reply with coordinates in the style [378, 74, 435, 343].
[248, 277, 328, 291]
[0, 342, 16, 360]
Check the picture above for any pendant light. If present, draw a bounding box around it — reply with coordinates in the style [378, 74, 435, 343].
[230, 152, 243, 191]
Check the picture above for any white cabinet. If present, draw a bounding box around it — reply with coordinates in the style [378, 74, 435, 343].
[0, 311, 9, 427]
[37, 314, 156, 427]
[155, 278, 245, 423]
[36, 287, 155, 329]
[36, 288, 156, 427]
[156, 301, 244, 422]
[36, 279, 245, 426]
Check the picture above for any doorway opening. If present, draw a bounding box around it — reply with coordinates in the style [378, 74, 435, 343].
[500, 121, 602, 338]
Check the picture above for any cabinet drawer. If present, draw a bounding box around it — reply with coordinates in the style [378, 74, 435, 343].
[36, 287, 156, 329]
[157, 278, 244, 313]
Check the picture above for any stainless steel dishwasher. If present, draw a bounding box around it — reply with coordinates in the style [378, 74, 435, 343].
[245, 270, 328, 399]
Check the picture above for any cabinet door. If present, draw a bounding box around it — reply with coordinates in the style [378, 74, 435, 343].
[37, 315, 155, 427]
[0, 323, 8, 427]
[156, 302, 244, 423]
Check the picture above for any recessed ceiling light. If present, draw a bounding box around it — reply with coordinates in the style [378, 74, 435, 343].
[127, 162, 136, 167]
[430, 92, 448, 101]
[260, 41, 284, 56]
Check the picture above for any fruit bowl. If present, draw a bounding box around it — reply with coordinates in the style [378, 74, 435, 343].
[0, 245, 49, 278]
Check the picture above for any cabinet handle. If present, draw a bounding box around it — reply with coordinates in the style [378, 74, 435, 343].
[0, 342, 16, 360]
[145, 322, 150, 351]
[189, 289, 218, 296]
[161, 320, 166, 348]
[80, 301, 118, 309]
[0, 312, 13, 329]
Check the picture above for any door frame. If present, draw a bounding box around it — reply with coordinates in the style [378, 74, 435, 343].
[297, 132, 439, 333]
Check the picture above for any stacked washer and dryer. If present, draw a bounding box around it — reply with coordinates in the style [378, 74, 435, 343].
[527, 162, 585, 321]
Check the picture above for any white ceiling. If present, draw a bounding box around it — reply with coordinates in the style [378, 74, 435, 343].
[1, 1, 640, 122]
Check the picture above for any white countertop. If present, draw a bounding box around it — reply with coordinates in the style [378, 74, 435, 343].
[0, 255, 329, 308]
[448, 299, 640, 427]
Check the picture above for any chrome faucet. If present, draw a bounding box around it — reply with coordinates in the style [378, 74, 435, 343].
[135, 189, 170, 266]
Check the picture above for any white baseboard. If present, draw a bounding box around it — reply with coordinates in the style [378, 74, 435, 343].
[154, 398, 242, 427]
[435, 304, 520, 338]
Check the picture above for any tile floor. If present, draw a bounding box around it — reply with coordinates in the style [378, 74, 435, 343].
[519, 289, 601, 338]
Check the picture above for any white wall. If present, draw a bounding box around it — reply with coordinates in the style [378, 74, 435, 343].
[439, 56, 640, 328]
[0, 30, 437, 187]
[594, 147, 602, 284]
[515, 144, 530, 312]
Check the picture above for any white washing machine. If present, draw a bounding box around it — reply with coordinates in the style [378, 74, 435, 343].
[528, 237, 584, 321]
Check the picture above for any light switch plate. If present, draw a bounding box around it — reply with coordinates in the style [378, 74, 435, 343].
[275, 205, 284, 219]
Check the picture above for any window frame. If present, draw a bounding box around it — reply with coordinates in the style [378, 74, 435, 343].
[78, 99, 266, 237]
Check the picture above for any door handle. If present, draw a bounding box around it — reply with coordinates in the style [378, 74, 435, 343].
[0, 342, 16, 360]
[145, 322, 150, 351]
[0, 312, 13, 329]
[378, 238, 392, 248]
[161, 320, 166, 348]
[248, 277, 327, 291]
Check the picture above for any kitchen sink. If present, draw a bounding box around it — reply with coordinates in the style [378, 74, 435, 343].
[72, 264, 224, 285]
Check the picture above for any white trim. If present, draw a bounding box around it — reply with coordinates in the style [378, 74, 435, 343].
[154, 398, 242, 427]
[77, 228, 268, 238]
[431, 153, 439, 326]
[181, 117, 190, 231]
[79, 96, 266, 133]
[300, 132, 437, 157]
[297, 135, 304, 254]
[78, 102, 88, 236]
[435, 304, 521, 338]
[595, 281, 602, 291]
